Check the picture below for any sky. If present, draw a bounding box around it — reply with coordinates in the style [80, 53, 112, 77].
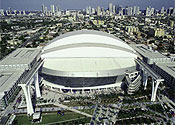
[0, 0, 174, 11]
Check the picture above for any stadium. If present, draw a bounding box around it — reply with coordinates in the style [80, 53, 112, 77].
[41, 30, 137, 91]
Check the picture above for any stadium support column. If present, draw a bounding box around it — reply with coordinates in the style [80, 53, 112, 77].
[151, 80, 161, 101]
[151, 79, 155, 101]
[20, 84, 34, 115]
[143, 72, 148, 90]
[35, 71, 41, 98]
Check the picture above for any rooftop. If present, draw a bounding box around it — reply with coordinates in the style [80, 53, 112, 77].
[156, 62, 175, 77]
[43, 29, 136, 53]
[0, 70, 24, 96]
[0, 48, 41, 68]
[42, 30, 137, 59]
[33, 112, 41, 120]
[130, 44, 168, 59]
[43, 57, 136, 72]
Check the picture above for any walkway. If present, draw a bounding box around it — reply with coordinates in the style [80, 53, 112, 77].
[53, 103, 92, 118]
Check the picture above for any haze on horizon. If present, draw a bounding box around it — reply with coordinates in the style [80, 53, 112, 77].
[0, 0, 174, 11]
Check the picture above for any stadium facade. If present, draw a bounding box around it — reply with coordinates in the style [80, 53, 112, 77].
[41, 30, 138, 90]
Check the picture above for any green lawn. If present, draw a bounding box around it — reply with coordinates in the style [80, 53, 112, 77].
[62, 100, 94, 107]
[14, 111, 85, 125]
[79, 108, 94, 115]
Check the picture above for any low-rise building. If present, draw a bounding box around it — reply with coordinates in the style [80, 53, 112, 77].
[125, 26, 139, 34]
[148, 28, 165, 37]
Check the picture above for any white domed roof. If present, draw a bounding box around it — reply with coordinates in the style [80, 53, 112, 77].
[41, 30, 137, 58]
[41, 30, 137, 77]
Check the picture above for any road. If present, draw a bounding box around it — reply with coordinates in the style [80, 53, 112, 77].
[53, 103, 92, 118]
[19, 29, 46, 48]
[1, 90, 23, 117]
[147, 107, 175, 123]
[13, 104, 95, 114]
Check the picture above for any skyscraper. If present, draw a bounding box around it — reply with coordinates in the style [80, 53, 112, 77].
[113, 5, 116, 14]
[55, 6, 59, 16]
[118, 6, 123, 16]
[168, 7, 174, 16]
[137, 6, 140, 15]
[150, 8, 155, 16]
[161, 7, 164, 14]
[115, 5, 120, 14]
[56, 6, 61, 17]
[97, 6, 101, 16]
[86, 6, 91, 15]
[128, 7, 133, 15]
[173, 9, 175, 15]
[133, 6, 137, 15]
[86, 6, 89, 14]
[45, 7, 48, 15]
[125, 6, 128, 15]
[42, 4, 45, 13]
[133, 6, 140, 15]
[0, 9, 4, 16]
[50, 5, 55, 15]
[56, 6, 59, 12]
[109, 3, 113, 15]
[101, 7, 105, 15]
[146, 6, 154, 16]
[92, 8, 95, 14]
[56, 6, 60, 14]
[89, 6, 92, 15]
[146, 6, 150, 16]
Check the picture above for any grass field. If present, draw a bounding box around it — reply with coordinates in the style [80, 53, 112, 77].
[14, 111, 86, 125]
[79, 108, 94, 115]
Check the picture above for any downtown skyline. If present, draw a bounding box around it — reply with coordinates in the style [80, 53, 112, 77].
[0, 0, 174, 11]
